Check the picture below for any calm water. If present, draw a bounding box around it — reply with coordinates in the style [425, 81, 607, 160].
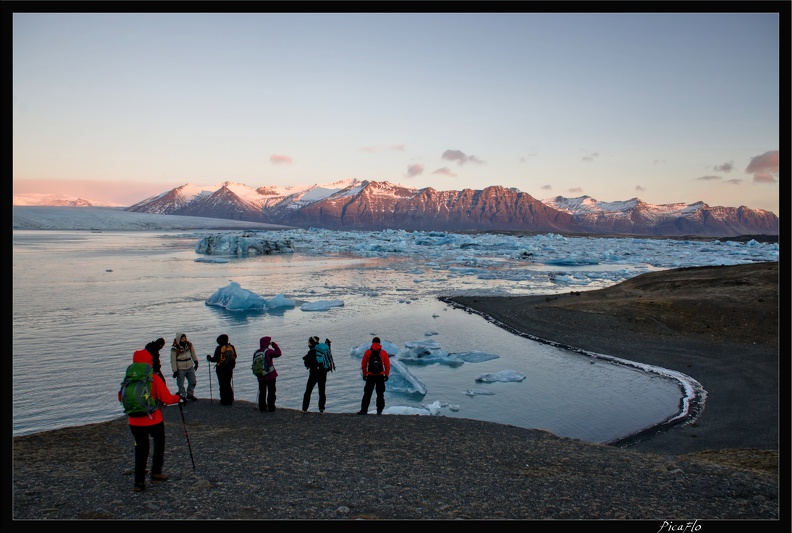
[12, 230, 685, 442]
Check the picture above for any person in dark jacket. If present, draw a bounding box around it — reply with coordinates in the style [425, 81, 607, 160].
[120, 349, 183, 492]
[145, 338, 166, 379]
[301, 336, 333, 414]
[254, 336, 282, 412]
[206, 334, 236, 406]
[357, 337, 391, 415]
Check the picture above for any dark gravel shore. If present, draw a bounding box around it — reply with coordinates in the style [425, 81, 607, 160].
[12, 263, 784, 523]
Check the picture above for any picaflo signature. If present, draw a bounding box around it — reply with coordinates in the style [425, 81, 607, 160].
[658, 520, 701, 533]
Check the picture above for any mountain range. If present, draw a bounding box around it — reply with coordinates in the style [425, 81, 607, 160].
[15, 179, 779, 237]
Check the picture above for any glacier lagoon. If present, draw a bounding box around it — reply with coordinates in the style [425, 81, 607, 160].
[12, 226, 778, 441]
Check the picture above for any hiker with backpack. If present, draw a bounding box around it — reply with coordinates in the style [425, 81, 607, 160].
[170, 333, 199, 401]
[252, 336, 282, 412]
[357, 337, 391, 415]
[119, 348, 184, 492]
[301, 336, 335, 414]
[206, 334, 237, 406]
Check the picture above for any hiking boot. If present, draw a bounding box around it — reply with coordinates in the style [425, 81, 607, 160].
[133, 483, 146, 492]
[356, 411, 367, 415]
[377, 411, 383, 415]
[301, 409, 308, 414]
[151, 473, 169, 482]
[187, 394, 198, 401]
[319, 410, 324, 415]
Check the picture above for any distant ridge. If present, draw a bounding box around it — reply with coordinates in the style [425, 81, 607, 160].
[15, 180, 779, 237]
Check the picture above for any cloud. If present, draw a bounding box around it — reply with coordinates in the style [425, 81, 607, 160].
[361, 144, 406, 153]
[696, 175, 722, 181]
[652, 159, 666, 165]
[568, 187, 584, 194]
[581, 152, 599, 163]
[724, 179, 743, 185]
[745, 150, 779, 183]
[405, 163, 424, 177]
[635, 185, 646, 192]
[713, 161, 734, 173]
[432, 167, 457, 177]
[270, 154, 293, 165]
[540, 185, 552, 191]
[441, 149, 484, 165]
[752, 172, 776, 184]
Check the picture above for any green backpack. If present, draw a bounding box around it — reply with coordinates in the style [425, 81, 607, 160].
[252, 350, 273, 377]
[119, 362, 159, 417]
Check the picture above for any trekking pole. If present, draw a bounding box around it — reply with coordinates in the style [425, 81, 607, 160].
[207, 357, 213, 404]
[178, 402, 196, 472]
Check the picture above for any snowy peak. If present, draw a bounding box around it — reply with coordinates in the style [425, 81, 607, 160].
[16, 180, 777, 237]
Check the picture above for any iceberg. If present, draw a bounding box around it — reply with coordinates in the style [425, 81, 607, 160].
[195, 233, 295, 256]
[205, 282, 295, 312]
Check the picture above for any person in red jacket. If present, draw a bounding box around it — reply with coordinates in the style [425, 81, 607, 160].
[120, 348, 183, 492]
[357, 337, 391, 415]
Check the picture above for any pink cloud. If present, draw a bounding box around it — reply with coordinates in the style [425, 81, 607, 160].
[713, 161, 734, 173]
[441, 149, 484, 165]
[696, 175, 722, 181]
[745, 150, 779, 174]
[752, 172, 776, 184]
[270, 154, 293, 165]
[405, 163, 424, 177]
[568, 187, 584, 194]
[432, 167, 457, 177]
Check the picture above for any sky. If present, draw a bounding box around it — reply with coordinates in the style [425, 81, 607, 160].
[10, 9, 783, 214]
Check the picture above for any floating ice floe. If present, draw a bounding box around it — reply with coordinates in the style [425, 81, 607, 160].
[456, 351, 500, 363]
[474, 370, 527, 383]
[397, 340, 463, 367]
[465, 389, 496, 396]
[300, 299, 345, 311]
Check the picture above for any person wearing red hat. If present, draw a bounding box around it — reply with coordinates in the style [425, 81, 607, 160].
[121, 348, 183, 492]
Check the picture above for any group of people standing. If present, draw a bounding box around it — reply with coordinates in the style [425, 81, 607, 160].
[120, 332, 391, 492]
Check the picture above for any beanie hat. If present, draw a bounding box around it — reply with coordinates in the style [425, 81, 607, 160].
[309, 336, 320, 346]
[217, 334, 229, 345]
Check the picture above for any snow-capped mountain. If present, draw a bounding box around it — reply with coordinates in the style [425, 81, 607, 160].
[18, 180, 779, 237]
[543, 195, 779, 237]
[12, 193, 115, 207]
